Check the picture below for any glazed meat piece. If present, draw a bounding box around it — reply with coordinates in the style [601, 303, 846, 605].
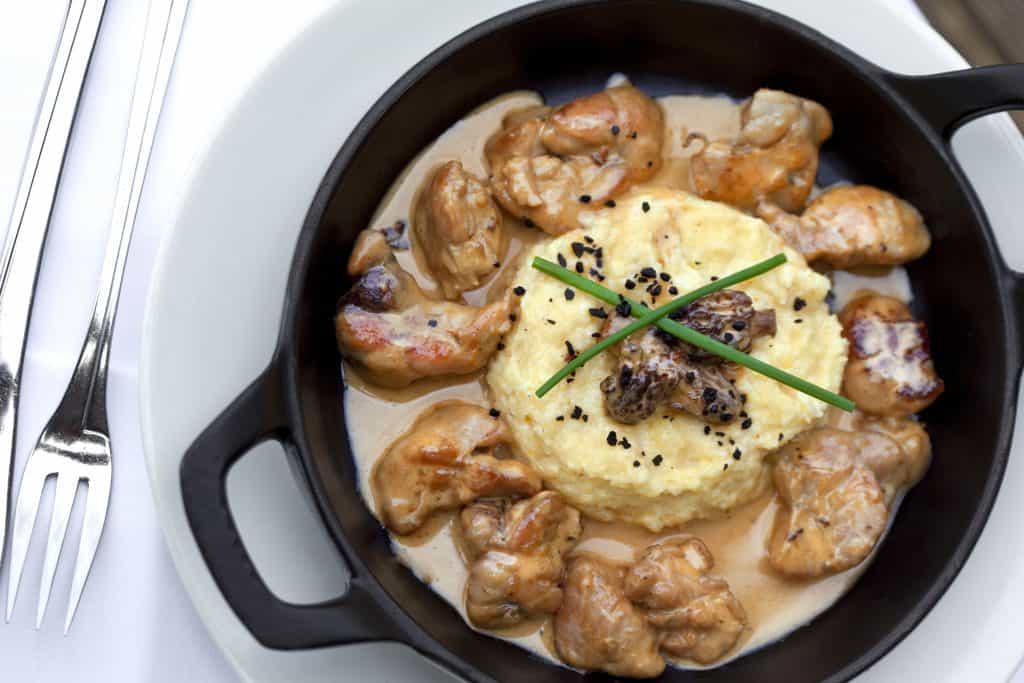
[826, 407, 932, 495]
[757, 185, 931, 268]
[599, 291, 775, 425]
[690, 89, 833, 212]
[413, 160, 506, 299]
[838, 294, 943, 416]
[768, 428, 922, 577]
[461, 492, 582, 629]
[554, 556, 665, 678]
[373, 402, 541, 535]
[486, 84, 665, 235]
[624, 538, 747, 665]
[335, 240, 518, 387]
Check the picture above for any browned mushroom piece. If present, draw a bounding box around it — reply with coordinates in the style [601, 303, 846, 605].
[372, 402, 541, 535]
[486, 84, 665, 235]
[599, 291, 775, 425]
[624, 538, 747, 665]
[460, 491, 581, 629]
[768, 427, 927, 578]
[756, 185, 931, 269]
[554, 556, 666, 679]
[690, 89, 833, 213]
[413, 160, 506, 299]
[335, 241, 518, 388]
[838, 293, 944, 416]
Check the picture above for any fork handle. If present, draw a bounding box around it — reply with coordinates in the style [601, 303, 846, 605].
[180, 361, 405, 648]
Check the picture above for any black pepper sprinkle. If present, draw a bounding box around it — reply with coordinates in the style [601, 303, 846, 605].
[565, 341, 576, 358]
[564, 288, 575, 301]
[668, 286, 678, 295]
[571, 242, 585, 257]
[571, 406, 583, 420]
[715, 431, 725, 437]
[653, 454, 664, 466]
[650, 284, 662, 296]
[591, 332, 601, 338]
[427, 319, 438, 327]
[640, 267, 657, 278]
[605, 200, 616, 208]
[710, 275, 719, 281]
[611, 124, 621, 135]
[546, 319, 557, 325]
[624, 279, 636, 290]
[621, 438, 632, 449]
[633, 460, 640, 467]
[513, 286, 526, 296]
[582, 414, 589, 422]
[741, 418, 753, 429]
[489, 408, 501, 418]
[704, 425, 711, 435]
[732, 448, 742, 460]
[579, 194, 592, 204]
[717, 441, 723, 446]
[589, 307, 608, 319]
[723, 463, 729, 470]
[794, 297, 807, 311]
[556, 415, 564, 421]
[641, 201, 651, 213]
[557, 253, 567, 267]
[607, 431, 618, 446]
[615, 300, 632, 317]
[583, 235, 595, 244]
[575, 261, 584, 273]
[794, 318, 803, 324]
[496, 342, 505, 351]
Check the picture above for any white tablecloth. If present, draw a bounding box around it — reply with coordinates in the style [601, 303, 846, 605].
[0, 1, 1018, 682]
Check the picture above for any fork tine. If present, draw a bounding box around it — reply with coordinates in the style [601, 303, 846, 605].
[64, 473, 109, 634]
[5, 459, 51, 623]
[36, 474, 80, 629]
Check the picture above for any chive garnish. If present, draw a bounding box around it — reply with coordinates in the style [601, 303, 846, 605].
[531, 255, 855, 412]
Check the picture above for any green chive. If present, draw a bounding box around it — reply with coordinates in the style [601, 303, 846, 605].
[532, 255, 854, 412]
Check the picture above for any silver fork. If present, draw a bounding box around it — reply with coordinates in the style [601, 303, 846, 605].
[5, 0, 190, 632]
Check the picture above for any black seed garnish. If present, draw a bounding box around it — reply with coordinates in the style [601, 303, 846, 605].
[583, 235, 595, 244]
[509, 314, 517, 321]
[607, 431, 618, 446]
[624, 279, 636, 290]
[546, 319, 557, 325]
[575, 261, 584, 273]
[723, 463, 729, 470]
[641, 201, 651, 213]
[595, 247, 604, 258]
[702, 387, 718, 403]
[571, 406, 583, 420]
[650, 284, 662, 296]
[653, 454, 664, 466]
[659, 272, 671, 282]
[720, 412, 733, 422]
[723, 332, 734, 342]
[583, 414, 589, 422]
[794, 297, 807, 311]
[496, 342, 505, 351]
[732, 320, 746, 331]
[564, 288, 575, 301]
[427, 319, 438, 328]
[565, 341, 576, 359]
[621, 438, 632, 449]
[732, 448, 742, 460]
[794, 318, 803, 324]
[556, 415, 565, 421]
[605, 199, 616, 208]
[741, 418, 753, 429]
[571, 242, 585, 258]
[557, 253, 567, 267]
[489, 408, 501, 418]
[710, 275, 719, 281]
[715, 431, 725, 437]
[611, 124, 621, 135]
[704, 425, 711, 435]
[615, 300, 632, 317]
[591, 331, 601, 338]
[668, 286, 678, 295]
[579, 194, 592, 204]
[513, 286, 526, 296]
[685, 371, 696, 384]
[589, 307, 608, 319]
[779, 433, 785, 442]
[633, 460, 641, 467]
[640, 267, 657, 278]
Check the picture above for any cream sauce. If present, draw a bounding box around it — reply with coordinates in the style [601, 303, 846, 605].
[830, 265, 913, 311]
[342, 89, 898, 671]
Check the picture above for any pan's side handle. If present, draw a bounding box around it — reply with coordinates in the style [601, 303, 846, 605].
[179, 360, 404, 649]
[883, 64, 1024, 138]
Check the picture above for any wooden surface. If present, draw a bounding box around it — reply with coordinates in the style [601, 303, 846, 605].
[916, 0, 1024, 131]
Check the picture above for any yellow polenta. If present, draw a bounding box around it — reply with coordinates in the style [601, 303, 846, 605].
[487, 188, 847, 530]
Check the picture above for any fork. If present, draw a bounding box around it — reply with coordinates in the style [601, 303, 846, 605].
[5, 0, 190, 632]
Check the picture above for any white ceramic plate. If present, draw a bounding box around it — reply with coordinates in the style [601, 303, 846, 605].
[140, 1, 1024, 681]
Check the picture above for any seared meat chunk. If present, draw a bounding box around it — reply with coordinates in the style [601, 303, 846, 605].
[554, 556, 665, 678]
[690, 89, 832, 213]
[413, 161, 506, 299]
[335, 241, 518, 387]
[838, 294, 943, 416]
[826, 407, 932, 496]
[768, 428, 922, 577]
[373, 403, 541, 535]
[599, 291, 774, 424]
[625, 538, 747, 665]
[757, 185, 931, 268]
[461, 492, 581, 629]
[486, 84, 665, 235]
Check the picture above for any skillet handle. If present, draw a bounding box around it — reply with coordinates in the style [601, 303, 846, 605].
[883, 64, 1024, 138]
[180, 360, 403, 649]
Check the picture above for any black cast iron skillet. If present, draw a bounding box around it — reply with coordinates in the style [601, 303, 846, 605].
[179, 1, 1024, 681]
